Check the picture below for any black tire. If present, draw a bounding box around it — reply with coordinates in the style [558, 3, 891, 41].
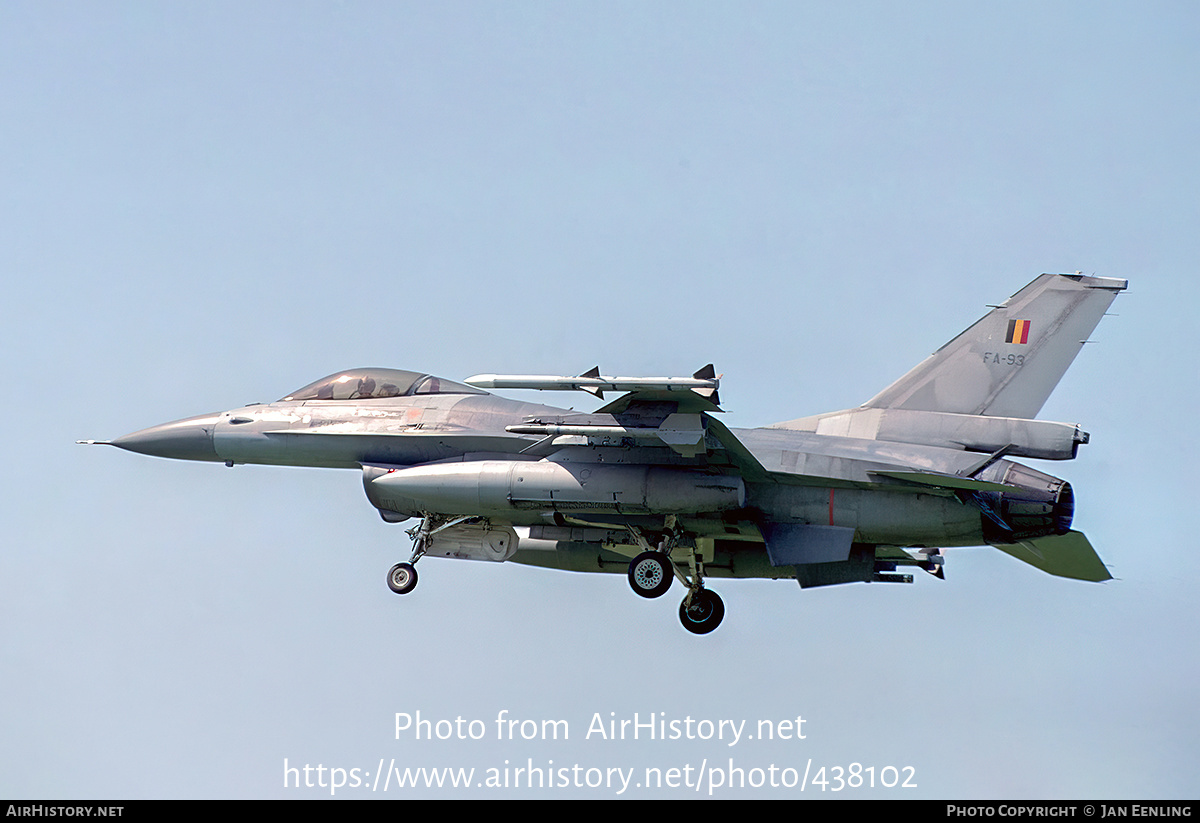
[387, 562, 418, 595]
[679, 588, 724, 635]
[628, 551, 673, 599]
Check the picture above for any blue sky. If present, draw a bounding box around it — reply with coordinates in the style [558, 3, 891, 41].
[3, 1, 1198, 798]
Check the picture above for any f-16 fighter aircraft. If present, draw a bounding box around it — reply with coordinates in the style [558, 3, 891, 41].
[82, 273, 1125, 634]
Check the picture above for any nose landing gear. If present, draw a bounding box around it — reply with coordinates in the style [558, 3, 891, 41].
[384, 513, 476, 596]
[387, 562, 418, 594]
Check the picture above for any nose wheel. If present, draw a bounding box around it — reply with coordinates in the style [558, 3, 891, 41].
[385, 513, 491, 596]
[387, 562, 418, 594]
[384, 513, 440, 596]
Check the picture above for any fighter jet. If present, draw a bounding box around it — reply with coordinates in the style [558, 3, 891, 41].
[82, 273, 1125, 634]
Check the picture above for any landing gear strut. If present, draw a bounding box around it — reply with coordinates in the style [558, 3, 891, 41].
[676, 538, 724, 634]
[622, 523, 725, 634]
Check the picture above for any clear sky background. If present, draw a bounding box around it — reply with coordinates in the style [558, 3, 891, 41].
[3, 1, 1197, 799]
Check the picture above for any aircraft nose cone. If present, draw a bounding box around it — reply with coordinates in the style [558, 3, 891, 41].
[111, 412, 223, 462]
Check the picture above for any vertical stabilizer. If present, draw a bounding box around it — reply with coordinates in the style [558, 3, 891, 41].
[864, 274, 1126, 419]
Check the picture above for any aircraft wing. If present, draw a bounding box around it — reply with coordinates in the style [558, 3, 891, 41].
[474, 366, 732, 460]
[474, 366, 1023, 490]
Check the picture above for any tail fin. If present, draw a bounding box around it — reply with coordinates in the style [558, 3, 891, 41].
[864, 274, 1126, 418]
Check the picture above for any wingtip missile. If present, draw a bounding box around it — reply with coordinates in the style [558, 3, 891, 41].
[464, 370, 720, 396]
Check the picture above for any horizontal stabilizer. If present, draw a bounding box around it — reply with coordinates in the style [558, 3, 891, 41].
[992, 530, 1112, 582]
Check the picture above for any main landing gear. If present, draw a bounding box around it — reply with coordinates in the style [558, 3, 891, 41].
[623, 524, 725, 635]
[385, 513, 474, 596]
[628, 551, 673, 598]
[679, 588, 724, 636]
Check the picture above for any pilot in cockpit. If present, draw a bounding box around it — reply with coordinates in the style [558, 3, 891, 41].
[353, 376, 377, 399]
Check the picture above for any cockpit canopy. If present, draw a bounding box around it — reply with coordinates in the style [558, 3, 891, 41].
[280, 368, 487, 402]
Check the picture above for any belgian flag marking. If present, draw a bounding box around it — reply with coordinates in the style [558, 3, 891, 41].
[1005, 318, 1031, 344]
